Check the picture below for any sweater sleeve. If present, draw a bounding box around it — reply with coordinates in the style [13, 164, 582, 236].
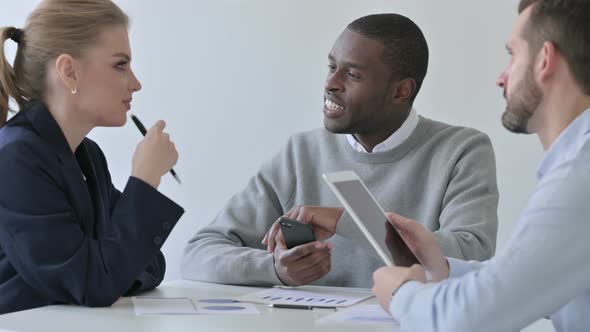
[335, 131, 498, 262]
[433, 131, 499, 261]
[181, 138, 297, 286]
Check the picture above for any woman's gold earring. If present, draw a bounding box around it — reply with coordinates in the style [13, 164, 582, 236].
[71, 87, 77, 94]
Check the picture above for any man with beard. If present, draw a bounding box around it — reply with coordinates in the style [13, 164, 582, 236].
[182, 14, 499, 288]
[372, 1, 590, 331]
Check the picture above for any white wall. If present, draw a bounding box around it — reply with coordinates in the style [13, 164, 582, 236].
[3, 1, 551, 331]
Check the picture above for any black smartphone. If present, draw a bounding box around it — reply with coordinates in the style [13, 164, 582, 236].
[278, 217, 316, 249]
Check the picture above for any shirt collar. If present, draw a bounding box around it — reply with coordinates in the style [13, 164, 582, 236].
[537, 108, 590, 179]
[346, 108, 419, 153]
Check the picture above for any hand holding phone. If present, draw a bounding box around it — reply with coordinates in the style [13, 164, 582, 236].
[278, 217, 316, 249]
[273, 217, 330, 286]
[262, 206, 340, 253]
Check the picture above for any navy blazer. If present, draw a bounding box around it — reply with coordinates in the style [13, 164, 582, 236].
[0, 102, 184, 314]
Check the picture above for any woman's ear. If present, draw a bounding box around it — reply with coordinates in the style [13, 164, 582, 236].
[54, 54, 78, 93]
[391, 78, 416, 104]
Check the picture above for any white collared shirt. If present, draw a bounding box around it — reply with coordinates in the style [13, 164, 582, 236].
[346, 108, 419, 153]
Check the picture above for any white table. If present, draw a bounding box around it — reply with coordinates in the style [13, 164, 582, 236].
[0, 280, 399, 332]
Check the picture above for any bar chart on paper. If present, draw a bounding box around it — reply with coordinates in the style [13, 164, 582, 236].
[238, 287, 373, 308]
[317, 304, 398, 325]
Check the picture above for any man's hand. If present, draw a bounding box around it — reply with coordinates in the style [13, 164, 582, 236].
[273, 232, 333, 286]
[385, 221, 420, 267]
[386, 212, 449, 281]
[262, 206, 343, 253]
[372, 264, 427, 312]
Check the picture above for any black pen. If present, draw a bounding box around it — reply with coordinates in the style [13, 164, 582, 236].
[268, 304, 337, 310]
[130, 114, 181, 184]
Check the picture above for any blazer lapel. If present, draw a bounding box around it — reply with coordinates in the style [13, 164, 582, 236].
[23, 101, 95, 235]
[75, 142, 101, 234]
[60, 153, 95, 235]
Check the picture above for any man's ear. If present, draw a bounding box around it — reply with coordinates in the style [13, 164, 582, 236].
[537, 41, 557, 84]
[391, 78, 416, 104]
[54, 54, 78, 93]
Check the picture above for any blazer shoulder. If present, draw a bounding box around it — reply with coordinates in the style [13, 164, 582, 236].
[0, 127, 64, 206]
[0, 126, 52, 163]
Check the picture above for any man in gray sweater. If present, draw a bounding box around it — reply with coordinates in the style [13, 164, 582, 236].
[182, 14, 499, 288]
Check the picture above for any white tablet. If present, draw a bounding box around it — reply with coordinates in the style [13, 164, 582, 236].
[323, 170, 419, 267]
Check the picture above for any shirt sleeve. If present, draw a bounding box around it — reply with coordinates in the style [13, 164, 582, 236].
[447, 257, 486, 278]
[388, 167, 590, 332]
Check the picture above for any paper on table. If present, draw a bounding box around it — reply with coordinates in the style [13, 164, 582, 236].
[132, 297, 198, 315]
[196, 303, 260, 315]
[317, 304, 399, 325]
[237, 287, 372, 308]
[132, 297, 260, 316]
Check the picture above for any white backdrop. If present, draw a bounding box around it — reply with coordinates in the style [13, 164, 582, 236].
[3, 1, 550, 331]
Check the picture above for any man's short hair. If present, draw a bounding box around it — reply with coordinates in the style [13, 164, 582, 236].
[347, 14, 429, 104]
[518, 0, 590, 95]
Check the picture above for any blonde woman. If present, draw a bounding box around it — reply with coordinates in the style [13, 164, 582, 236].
[0, 0, 183, 314]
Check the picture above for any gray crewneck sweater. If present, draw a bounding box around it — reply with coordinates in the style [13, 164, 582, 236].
[182, 116, 499, 288]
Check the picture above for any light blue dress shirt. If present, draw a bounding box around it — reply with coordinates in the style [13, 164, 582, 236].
[389, 109, 590, 332]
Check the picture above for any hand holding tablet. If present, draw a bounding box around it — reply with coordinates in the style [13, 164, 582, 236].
[323, 170, 420, 267]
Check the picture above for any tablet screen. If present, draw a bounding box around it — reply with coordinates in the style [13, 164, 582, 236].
[332, 180, 419, 267]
